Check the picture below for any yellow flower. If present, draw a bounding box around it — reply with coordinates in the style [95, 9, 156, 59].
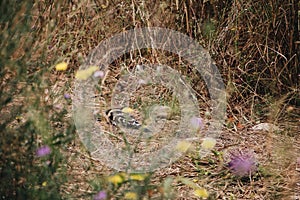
[176, 141, 192, 153]
[129, 174, 147, 181]
[55, 62, 68, 71]
[122, 107, 134, 114]
[201, 137, 216, 150]
[194, 188, 209, 199]
[42, 181, 47, 187]
[118, 172, 127, 179]
[124, 192, 138, 200]
[107, 174, 124, 186]
[75, 66, 99, 80]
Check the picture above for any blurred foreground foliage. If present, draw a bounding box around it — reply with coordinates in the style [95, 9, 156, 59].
[0, 1, 74, 199]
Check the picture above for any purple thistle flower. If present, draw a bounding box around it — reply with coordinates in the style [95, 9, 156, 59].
[93, 70, 104, 78]
[227, 149, 257, 177]
[64, 93, 71, 99]
[36, 145, 51, 157]
[94, 190, 107, 200]
[190, 116, 204, 130]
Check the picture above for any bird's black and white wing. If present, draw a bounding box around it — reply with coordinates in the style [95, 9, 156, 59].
[105, 108, 142, 130]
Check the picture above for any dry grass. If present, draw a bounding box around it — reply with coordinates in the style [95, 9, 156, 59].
[1, 0, 299, 199]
